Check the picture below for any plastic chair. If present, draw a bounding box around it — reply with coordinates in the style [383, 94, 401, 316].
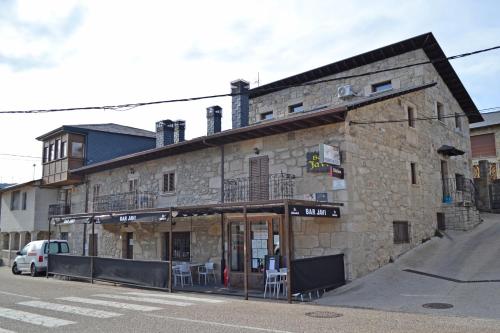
[264, 270, 279, 298]
[174, 263, 193, 287]
[278, 268, 288, 297]
[198, 262, 216, 285]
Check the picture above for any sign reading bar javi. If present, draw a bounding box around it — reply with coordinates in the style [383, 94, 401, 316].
[289, 205, 340, 218]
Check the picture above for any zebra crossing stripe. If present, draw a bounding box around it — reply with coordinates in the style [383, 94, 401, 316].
[58, 297, 161, 311]
[125, 292, 225, 303]
[18, 301, 122, 319]
[0, 327, 16, 333]
[93, 294, 193, 307]
[0, 307, 75, 328]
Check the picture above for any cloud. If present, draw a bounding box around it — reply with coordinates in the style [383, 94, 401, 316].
[0, 3, 85, 71]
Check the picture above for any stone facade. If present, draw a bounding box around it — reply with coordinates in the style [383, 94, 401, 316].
[61, 46, 480, 282]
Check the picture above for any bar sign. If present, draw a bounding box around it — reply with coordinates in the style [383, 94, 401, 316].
[289, 205, 340, 218]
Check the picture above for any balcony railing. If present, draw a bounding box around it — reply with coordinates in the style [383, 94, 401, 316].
[224, 173, 295, 203]
[92, 191, 157, 213]
[442, 177, 476, 205]
[48, 204, 71, 217]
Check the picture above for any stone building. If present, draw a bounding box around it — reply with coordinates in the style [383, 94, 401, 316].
[54, 33, 482, 287]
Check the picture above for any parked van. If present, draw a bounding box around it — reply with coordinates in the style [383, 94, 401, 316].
[12, 240, 70, 277]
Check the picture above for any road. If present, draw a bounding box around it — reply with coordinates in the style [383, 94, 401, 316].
[318, 213, 500, 320]
[1, 268, 500, 332]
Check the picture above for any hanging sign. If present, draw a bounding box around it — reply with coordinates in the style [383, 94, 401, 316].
[289, 205, 340, 218]
[306, 152, 330, 173]
[319, 144, 340, 166]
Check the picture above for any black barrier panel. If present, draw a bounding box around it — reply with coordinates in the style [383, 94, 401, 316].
[93, 257, 169, 289]
[48, 254, 91, 279]
[291, 254, 345, 294]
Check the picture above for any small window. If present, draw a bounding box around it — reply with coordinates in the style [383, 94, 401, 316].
[71, 142, 84, 158]
[436, 102, 444, 122]
[393, 221, 410, 244]
[60, 232, 69, 241]
[163, 172, 175, 192]
[21, 192, 27, 210]
[54, 139, 60, 160]
[455, 173, 465, 191]
[60, 141, 67, 158]
[288, 103, 304, 114]
[455, 113, 462, 130]
[407, 106, 415, 128]
[260, 111, 273, 120]
[128, 179, 138, 192]
[49, 144, 55, 161]
[43, 147, 49, 163]
[10, 190, 20, 210]
[410, 163, 417, 185]
[372, 81, 392, 93]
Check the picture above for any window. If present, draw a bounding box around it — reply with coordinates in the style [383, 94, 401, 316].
[163, 172, 175, 192]
[60, 232, 69, 241]
[455, 113, 462, 130]
[372, 81, 392, 93]
[455, 173, 465, 191]
[410, 163, 417, 185]
[471, 134, 496, 158]
[407, 106, 415, 128]
[21, 192, 27, 210]
[173, 232, 190, 261]
[288, 103, 304, 114]
[436, 102, 444, 122]
[49, 144, 55, 161]
[260, 111, 273, 120]
[54, 139, 60, 160]
[60, 141, 67, 158]
[10, 191, 20, 210]
[230, 222, 244, 272]
[92, 184, 101, 199]
[71, 142, 84, 158]
[128, 179, 138, 192]
[393, 221, 409, 244]
[43, 147, 49, 163]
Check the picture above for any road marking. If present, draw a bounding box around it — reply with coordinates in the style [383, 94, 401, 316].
[145, 314, 294, 333]
[0, 327, 16, 333]
[58, 297, 161, 311]
[0, 307, 74, 328]
[125, 292, 225, 303]
[92, 294, 193, 307]
[0, 291, 39, 300]
[18, 301, 122, 319]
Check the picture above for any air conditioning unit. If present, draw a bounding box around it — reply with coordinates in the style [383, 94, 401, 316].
[337, 85, 354, 99]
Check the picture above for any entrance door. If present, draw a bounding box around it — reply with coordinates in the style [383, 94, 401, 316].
[249, 156, 269, 201]
[163, 232, 191, 262]
[126, 232, 133, 259]
[441, 160, 449, 201]
[437, 213, 446, 231]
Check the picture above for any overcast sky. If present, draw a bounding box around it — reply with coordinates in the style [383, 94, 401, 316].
[0, 0, 499, 183]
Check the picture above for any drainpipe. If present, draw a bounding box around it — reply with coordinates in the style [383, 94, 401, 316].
[82, 175, 89, 256]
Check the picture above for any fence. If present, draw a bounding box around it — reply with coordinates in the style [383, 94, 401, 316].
[48, 254, 170, 290]
[290, 254, 345, 295]
[92, 191, 157, 213]
[224, 173, 295, 203]
[442, 177, 476, 205]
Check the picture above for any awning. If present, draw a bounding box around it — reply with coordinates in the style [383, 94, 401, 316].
[437, 145, 465, 156]
[96, 212, 170, 225]
[51, 216, 92, 225]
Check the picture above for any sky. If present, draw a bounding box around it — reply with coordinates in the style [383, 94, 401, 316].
[0, 0, 499, 183]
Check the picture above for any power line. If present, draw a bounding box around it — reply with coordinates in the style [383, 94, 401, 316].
[0, 45, 499, 115]
[0, 153, 40, 159]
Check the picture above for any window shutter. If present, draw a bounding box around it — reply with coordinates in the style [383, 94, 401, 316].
[471, 134, 496, 158]
[249, 156, 269, 200]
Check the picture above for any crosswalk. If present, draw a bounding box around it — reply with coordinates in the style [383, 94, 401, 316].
[0, 291, 227, 331]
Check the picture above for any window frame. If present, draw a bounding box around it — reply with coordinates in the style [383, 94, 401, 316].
[60, 141, 67, 159]
[407, 106, 416, 128]
[163, 172, 175, 193]
[49, 143, 55, 161]
[10, 190, 21, 210]
[288, 103, 304, 114]
[260, 111, 274, 121]
[393, 221, 410, 244]
[371, 80, 392, 93]
[436, 102, 445, 122]
[455, 113, 462, 131]
[410, 163, 417, 185]
[21, 192, 27, 210]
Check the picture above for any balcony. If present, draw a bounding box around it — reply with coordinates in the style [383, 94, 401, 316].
[442, 177, 476, 205]
[48, 204, 71, 217]
[92, 191, 157, 213]
[224, 173, 295, 203]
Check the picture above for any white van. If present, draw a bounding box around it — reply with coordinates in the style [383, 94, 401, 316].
[12, 240, 70, 277]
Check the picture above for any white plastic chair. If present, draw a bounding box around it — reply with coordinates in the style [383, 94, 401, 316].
[198, 262, 216, 285]
[278, 268, 288, 297]
[174, 263, 193, 287]
[264, 270, 279, 298]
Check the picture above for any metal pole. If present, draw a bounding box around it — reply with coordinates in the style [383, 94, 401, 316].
[46, 218, 51, 278]
[243, 205, 248, 300]
[220, 213, 225, 284]
[168, 207, 173, 293]
[90, 216, 94, 284]
[285, 200, 292, 303]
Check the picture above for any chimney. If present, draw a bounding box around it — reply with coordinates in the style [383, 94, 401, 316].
[156, 120, 175, 148]
[174, 120, 185, 143]
[231, 79, 250, 129]
[207, 105, 222, 135]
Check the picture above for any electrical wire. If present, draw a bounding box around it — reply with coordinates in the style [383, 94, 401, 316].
[0, 153, 40, 159]
[0, 45, 498, 115]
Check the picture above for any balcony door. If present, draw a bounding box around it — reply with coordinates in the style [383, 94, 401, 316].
[249, 156, 269, 201]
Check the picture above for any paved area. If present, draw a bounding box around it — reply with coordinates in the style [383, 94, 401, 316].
[1, 267, 500, 332]
[317, 213, 500, 319]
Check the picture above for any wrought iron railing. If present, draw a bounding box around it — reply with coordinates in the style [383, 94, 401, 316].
[48, 204, 71, 217]
[92, 191, 157, 213]
[442, 177, 476, 205]
[224, 173, 295, 203]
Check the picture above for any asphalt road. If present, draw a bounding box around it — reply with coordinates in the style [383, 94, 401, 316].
[1, 267, 500, 332]
[318, 213, 500, 320]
